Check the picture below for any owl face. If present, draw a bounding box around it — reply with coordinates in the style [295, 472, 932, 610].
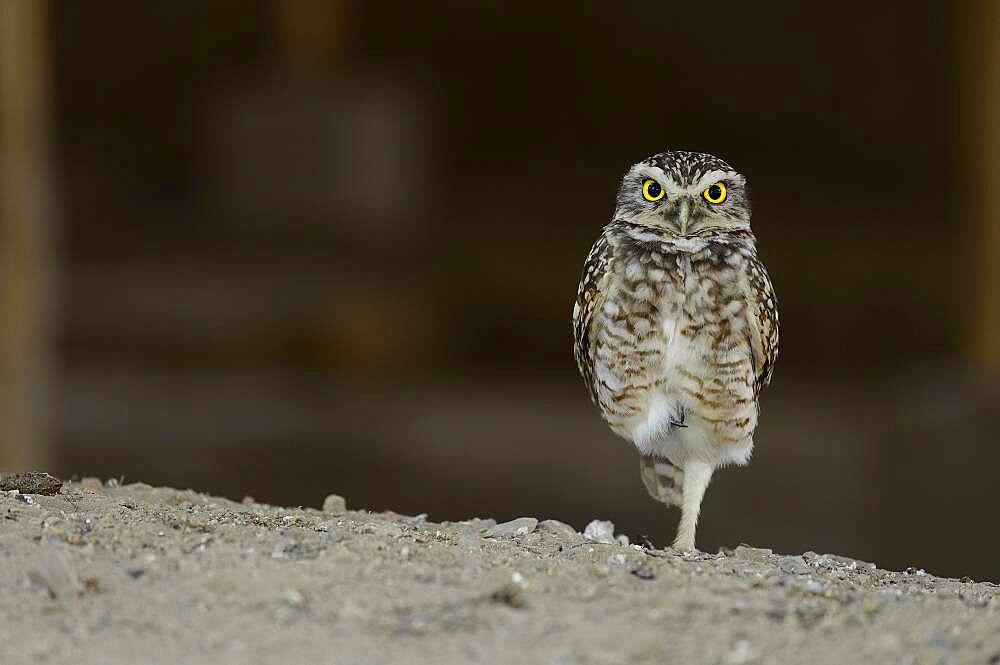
[613, 150, 751, 237]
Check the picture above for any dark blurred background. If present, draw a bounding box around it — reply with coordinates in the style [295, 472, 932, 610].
[2, 1, 999, 580]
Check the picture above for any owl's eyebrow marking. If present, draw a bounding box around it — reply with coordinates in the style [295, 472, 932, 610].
[634, 165, 681, 189]
[635, 165, 668, 180]
[692, 170, 743, 191]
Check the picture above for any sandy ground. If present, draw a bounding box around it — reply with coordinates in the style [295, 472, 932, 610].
[1, 477, 999, 665]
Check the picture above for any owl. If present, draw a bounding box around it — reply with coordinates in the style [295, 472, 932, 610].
[572, 150, 778, 551]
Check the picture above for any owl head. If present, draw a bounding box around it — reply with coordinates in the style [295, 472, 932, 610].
[613, 150, 751, 237]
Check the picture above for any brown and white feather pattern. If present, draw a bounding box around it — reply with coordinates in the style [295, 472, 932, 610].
[573, 222, 778, 466]
[573, 232, 613, 405]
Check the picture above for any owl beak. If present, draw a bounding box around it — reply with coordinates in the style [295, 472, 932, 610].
[676, 198, 691, 235]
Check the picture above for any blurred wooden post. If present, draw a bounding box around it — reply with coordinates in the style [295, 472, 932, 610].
[0, 1, 54, 471]
[966, 1, 1000, 374]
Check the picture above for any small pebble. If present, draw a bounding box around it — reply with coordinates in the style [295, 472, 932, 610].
[732, 545, 773, 563]
[583, 520, 616, 545]
[607, 553, 626, 566]
[631, 560, 656, 580]
[463, 518, 498, 530]
[537, 519, 578, 539]
[490, 583, 525, 608]
[486, 517, 538, 538]
[322, 494, 347, 514]
[778, 555, 812, 575]
[824, 553, 877, 570]
[0, 471, 63, 496]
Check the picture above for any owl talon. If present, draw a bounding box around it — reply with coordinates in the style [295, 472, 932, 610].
[669, 406, 687, 428]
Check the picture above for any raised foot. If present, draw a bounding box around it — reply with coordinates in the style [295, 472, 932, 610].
[639, 455, 684, 507]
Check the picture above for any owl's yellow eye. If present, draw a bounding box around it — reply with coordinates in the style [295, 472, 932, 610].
[703, 182, 727, 204]
[642, 179, 665, 202]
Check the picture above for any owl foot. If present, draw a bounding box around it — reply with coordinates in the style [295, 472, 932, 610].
[639, 455, 684, 507]
[671, 536, 697, 553]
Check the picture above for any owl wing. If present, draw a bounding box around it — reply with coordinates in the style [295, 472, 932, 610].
[573, 232, 614, 404]
[743, 255, 779, 395]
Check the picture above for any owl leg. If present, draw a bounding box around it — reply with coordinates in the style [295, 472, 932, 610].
[672, 460, 714, 552]
[639, 455, 684, 507]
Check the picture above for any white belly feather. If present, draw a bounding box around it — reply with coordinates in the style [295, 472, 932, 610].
[597, 303, 755, 469]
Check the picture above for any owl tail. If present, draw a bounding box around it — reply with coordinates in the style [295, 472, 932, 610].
[639, 455, 684, 508]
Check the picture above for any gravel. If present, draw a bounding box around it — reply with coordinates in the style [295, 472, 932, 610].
[1, 479, 998, 664]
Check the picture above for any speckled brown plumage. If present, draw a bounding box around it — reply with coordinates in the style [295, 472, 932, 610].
[572, 150, 779, 551]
